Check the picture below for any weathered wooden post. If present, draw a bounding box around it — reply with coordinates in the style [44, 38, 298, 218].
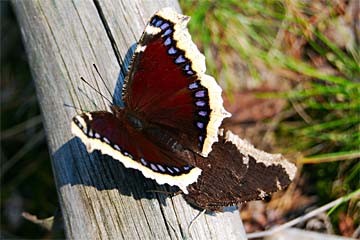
[12, 0, 246, 239]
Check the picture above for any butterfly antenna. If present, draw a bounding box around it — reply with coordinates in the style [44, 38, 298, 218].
[80, 76, 112, 104]
[64, 103, 84, 112]
[93, 64, 114, 101]
[78, 86, 99, 109]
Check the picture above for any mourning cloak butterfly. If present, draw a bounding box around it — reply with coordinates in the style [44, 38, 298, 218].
[71, 8, 297, 210]
[71, 8, 230, 193]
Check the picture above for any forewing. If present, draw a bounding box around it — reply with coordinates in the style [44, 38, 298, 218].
[122, 8, 230, 157]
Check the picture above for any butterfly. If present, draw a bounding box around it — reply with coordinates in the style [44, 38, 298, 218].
[71, 8, 296, 211]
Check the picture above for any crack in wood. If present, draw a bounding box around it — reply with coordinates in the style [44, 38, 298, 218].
[93, 0, 124, 75]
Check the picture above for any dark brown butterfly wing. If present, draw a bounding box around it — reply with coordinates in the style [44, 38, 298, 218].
[72, 111, 201, 193]
[185, 130, 297, 211]
[122, 8, 230, 157]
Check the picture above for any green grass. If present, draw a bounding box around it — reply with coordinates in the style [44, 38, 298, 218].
[181, 0, 359, 234]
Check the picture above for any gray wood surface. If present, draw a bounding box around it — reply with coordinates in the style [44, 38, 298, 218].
[11, 0, 246, 239]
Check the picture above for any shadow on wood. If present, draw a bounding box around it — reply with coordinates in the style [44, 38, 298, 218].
[54, 136, 178, 202]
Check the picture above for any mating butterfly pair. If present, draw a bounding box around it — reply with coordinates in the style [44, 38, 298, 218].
[71, 8, 296, 211]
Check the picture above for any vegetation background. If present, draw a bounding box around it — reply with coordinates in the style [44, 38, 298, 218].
[1, 0, 359, 238]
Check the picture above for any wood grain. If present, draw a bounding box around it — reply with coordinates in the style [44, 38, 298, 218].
[11, 0, 246, 239]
